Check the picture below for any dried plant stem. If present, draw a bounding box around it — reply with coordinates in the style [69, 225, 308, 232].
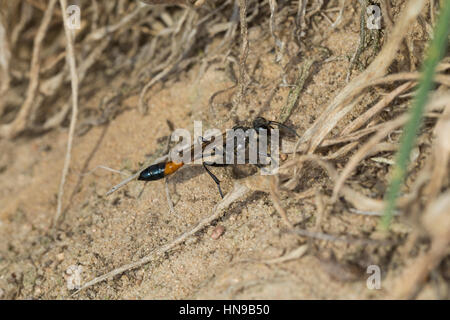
[0, 0, 57, 138]
[380, 0, 394, 31]
[341, 81, 416, 134]
[268, 176, 294, 229]
[279, 58, 316, 123]
[298, 0, 427, 154]
[72, 183, 249, 294]
[235, 0, 249, 106]
[331, 0, 345, 28]
[332, 114, 408, 202]
[0, 12, 11, 99]
[288, 228, 381, 246]
[54, 0, 79, 227]
[346, 0, 367, 82]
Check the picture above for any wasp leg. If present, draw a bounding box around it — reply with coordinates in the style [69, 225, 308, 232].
[252, 151, 272, 169]
[202, 162, 224, 199]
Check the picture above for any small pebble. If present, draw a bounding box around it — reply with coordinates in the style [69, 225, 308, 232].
[211, 225, 225, 240]
[34, 287, 42, 296]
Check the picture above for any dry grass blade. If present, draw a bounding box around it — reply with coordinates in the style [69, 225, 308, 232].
[331, 115, 408, 203]
[368, 67, 450, 86]
[268, 175, 294, 229]
[332, 89, 448, 205]
[331, 0, 345, 28]
[0, 9, 11, 104]
[235, 0, 249, 108]
[138, 9, 198, 114]
[54, 0, 79, 227]
[390, 190, 450, 299]
[288, 228, 382, 246]
[380, 0, 394, 31]
[139, 0, 191, 6]
[10, 2, 33, 48]
[313, 190, 326, 232]
[297, 0, 427, 154]
[346, 0, 367, 82]
[279, 58, 316, 123]
[259, 244, 308, 264]
[41, 37, 111, 131]
[280, 154, 412, 213]
[341, 81, 416, 135]
[268, 0, 283, 61]
[87, 2, 147, 41]
[424, 92, 450, 202]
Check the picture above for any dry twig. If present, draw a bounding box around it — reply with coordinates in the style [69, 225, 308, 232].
[54, 0, 79, 227]
[73, 182, 249, 294]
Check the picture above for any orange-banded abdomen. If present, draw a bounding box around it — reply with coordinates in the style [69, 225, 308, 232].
[138, 161, 184, 181]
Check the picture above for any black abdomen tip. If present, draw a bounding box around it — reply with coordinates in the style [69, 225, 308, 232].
[138, 162, 166, 181]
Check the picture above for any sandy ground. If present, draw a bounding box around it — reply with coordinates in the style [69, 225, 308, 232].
[0, 2, 447, 299]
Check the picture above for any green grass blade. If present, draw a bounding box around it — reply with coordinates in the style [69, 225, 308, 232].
[381, 2, 450, 229]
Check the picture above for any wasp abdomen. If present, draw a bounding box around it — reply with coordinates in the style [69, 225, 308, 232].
[138, 162, 166, 181]
[138, 161, 184, 181]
